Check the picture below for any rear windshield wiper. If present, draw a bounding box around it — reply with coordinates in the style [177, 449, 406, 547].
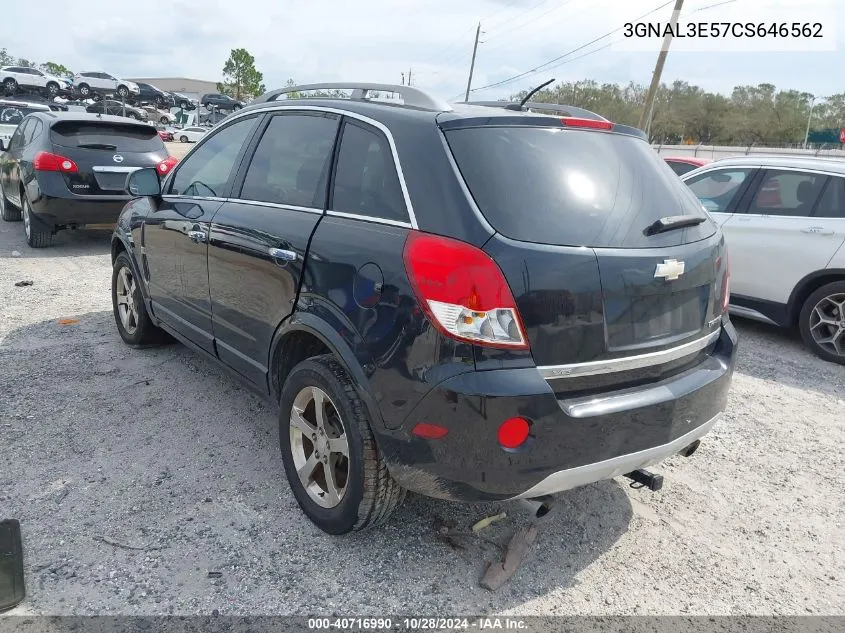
[644, 215, 706, 236]
[77, 143, 118, 150]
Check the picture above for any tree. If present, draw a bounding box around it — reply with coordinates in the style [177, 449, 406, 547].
[0, 48, 13, 66]
[40, 62, 73, 78]
[218, 48, 265, 100]
[16, 58, 36, 68]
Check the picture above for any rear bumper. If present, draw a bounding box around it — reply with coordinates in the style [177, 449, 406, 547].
[29, 193, 129, 228]
[380, 320, 737, 501]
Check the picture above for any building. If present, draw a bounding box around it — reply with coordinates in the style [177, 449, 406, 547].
[127, 77, 218, 102]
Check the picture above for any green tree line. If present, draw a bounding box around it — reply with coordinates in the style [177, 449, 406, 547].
[513, 80, 845, 146]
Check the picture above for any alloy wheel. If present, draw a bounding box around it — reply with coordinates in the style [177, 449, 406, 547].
[289, 386, 350, 508]
[115, 266, 140, 336]
[809, 292, 845, 358]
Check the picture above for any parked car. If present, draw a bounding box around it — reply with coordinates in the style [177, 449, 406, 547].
[157, 129, 174, 142]
[109, 83, 736, 534]
[0, 93, 68, 112]
[0, 99, 51, 151]
[174, 126, 206, 143]
[200, 92, 244, 111]
[682, 155, 845, 364]
[1, 66, 67, 98]
[135, 83, 175, 108]
[168, 92, 196, 110]
[0, 112, 177, 246]
[86, 100, 148, 121]
[664, 156, 712, 176]
[141, 106, 175, 124]
[73, 73, 140, 100]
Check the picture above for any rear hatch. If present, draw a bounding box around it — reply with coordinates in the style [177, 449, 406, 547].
[49, 120, 168, 195]
[442, 120, 728, 385]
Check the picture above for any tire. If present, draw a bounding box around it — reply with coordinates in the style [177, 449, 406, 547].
[798, 281, 845, 365]
[180, 135, 188, 143]
[78, 83, 90, 97]
[232, 104, 242, 110]
[130, 113, 141, 120]
[111, 252, 168, 346]
[46, 81, 59, 97]
[160, 116, 168, 124]
[0, 188, 21, 222]
[21, 194, 53, 248]
[117, 85, 129, 99]
[2, 77, 17, 95]
[279, 355, 405, 534]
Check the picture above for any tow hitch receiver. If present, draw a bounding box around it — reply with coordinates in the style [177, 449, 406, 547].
[624, 468, 664, 491]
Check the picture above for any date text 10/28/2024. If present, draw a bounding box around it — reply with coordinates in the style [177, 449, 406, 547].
[308, 618, 528, 630]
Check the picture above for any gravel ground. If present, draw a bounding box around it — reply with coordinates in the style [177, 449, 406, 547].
[1, 222, 843, 616]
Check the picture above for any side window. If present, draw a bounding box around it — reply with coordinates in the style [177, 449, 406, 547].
[331, 121, 408, 222]
[814, 176, 845, 219]
[239, 113, 338, 208]
[18, 119, 35, 146]
[684, 168, 753, 213]
[28, 119, 43, 142]
[8, 125, 24, 150]
[748, 170, 827, 217]
[668, 161, 698, 176]
[168, 115, 259, 197]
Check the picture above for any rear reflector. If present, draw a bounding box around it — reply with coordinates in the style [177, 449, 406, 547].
[498, 417, 530, 449]
[33, 151, 78, 173]
[412, 423, 449, 439]
[158, 156, 179, 175]
[403, 231, 529, 349]
[561, 117, 613, 131]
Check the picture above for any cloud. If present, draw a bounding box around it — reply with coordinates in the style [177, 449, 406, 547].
[2, 0, 843, 101]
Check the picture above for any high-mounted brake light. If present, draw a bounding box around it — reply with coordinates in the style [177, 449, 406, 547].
[157, 156, 179, 175]
[561, 117, 613, 131]
[403, 231, 529, 349]
[33, 151, 78, 173]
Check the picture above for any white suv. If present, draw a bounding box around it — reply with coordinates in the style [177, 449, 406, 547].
[0, 99, 51, 151]
[1, 66, 66, 97]
[682, 155, 845, 364]
[72, 72, 140, 100]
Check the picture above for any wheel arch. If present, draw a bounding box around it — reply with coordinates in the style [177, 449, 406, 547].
[111, 234, 151, 304]
[268, 312, 383, 429]
[787, 269, 845, 325]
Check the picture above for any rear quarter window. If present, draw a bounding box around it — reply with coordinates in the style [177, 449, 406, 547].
[445, 126, 715, 248]
[50, 121, 165, 152]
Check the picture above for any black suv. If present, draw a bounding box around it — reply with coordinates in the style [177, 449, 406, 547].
[200, 92, 245, 111]
[111, 83, 737, 535]
[136, 83, 175, 108]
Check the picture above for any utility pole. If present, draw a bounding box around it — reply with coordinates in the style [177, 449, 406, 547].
[638, 0, 685, 135]
[408, 68, 412, 86]
[464, 22, 481, 103]
[803, 95, 817, 149]
[401, 72, 405, 85]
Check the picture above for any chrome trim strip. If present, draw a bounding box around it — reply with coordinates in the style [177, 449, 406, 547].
[728, 304, 779, 326]
[92, 166, 143, 173]
[510, 413, 722, 499]
[161, 195, 228, 203]
[235, 199, 323, 215]
[214, 104, 419, 229]
[325, 210, 413, 229]
[538, 329, 720, 380]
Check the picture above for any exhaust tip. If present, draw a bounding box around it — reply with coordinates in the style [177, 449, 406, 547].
[518, 495, 555, 519]
[678, 439, 701, 458]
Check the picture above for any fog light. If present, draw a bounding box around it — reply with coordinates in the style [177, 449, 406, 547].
[498, 417, 530, 449]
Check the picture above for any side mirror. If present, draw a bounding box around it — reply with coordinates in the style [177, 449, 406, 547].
[126, 168, 161, 197]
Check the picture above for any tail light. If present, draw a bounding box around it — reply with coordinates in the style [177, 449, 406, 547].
[33, 151, 78, 173]
[157, 156, 178, 175]
[561, 117, 613, 131]
[402, 231, 529, 349]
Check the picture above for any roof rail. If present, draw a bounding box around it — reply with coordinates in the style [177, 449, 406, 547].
[463, 100, 608, 122]
[253, 83, 453, 113]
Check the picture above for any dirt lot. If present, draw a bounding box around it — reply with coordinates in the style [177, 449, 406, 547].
[1, 223, 843, 616]
[165, 141, 192, 160]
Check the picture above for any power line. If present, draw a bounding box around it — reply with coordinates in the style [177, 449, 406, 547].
[469, 0, 677, 93]
[482, 0, 553, 39]
[480, 0, 580, 55]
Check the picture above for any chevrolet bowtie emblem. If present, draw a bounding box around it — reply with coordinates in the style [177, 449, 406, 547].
[654, 259, 685, 281]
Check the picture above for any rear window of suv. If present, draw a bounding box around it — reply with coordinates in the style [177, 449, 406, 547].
[50, 121, 165, 153]
[445, 126, 715, 248]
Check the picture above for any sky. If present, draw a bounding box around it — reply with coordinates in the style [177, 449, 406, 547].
[2, 0, 844, 101]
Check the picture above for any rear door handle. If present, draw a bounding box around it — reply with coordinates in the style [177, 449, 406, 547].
[269, 247, 297, 262]
[801, 226, 835, 235]
[187, 230, 207, 243]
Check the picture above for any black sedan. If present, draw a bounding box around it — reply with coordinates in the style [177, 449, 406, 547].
[0, 112, 177, 247]
[86, 100, 149, 121]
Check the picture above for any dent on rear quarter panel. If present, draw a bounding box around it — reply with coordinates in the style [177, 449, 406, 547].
[302, 216, 476, 431]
